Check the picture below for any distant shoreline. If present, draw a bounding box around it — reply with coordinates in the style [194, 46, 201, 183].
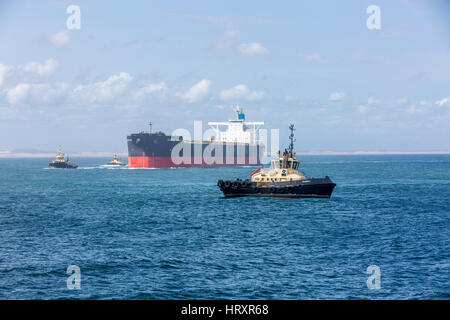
[0, 151, 449, 158]
[0, 152, 128, 158]
[296, 151, 450, 155]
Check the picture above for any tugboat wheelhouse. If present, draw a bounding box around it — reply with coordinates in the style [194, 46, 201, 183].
[217, 124, 336, 198]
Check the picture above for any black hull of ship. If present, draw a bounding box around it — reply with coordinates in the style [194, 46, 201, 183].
[217, 177, 336, 198]
[49, 162, 78, 169]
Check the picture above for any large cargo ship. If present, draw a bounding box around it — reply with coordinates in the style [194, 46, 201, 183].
[127, 108, 265, 168]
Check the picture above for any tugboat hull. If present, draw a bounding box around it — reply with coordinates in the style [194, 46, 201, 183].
[217, 177, 336, 198]
[49, 163, 78, 169]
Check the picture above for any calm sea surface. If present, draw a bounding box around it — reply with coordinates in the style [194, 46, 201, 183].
[0, 155, 449, 299]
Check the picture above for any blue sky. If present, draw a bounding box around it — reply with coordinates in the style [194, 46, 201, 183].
[0, 0, 449, 153]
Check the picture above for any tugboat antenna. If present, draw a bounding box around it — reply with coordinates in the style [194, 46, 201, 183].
[288, 124, 295, 154]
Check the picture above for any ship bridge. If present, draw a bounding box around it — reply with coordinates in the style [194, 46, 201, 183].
[208, 107, 264, 145]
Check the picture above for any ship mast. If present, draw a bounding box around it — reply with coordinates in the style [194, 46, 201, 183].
[288, 124, 295, 154]
[149, 122, 152, 134]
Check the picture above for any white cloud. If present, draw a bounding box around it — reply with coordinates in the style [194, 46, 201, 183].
[219, 84, 264, 101]
[7, 83, 30, 104]
[302, 53, 327, 63]
[435, 97, 449, 107]
[0, 64, 12, 86]
[328, 92, 345, 102]
[368, 97, 381, 104]
[134, 81, 168, 100]
[214, 32, 269, 57]
[220, 85, 247, 100]
[238, 42, 269, 55]
[178, 79, 211, 103]
[23, 58, 58, 76]
[73, 72, 133, 103]
[50, 31, 70, 46]
[6, 82, 68, 105]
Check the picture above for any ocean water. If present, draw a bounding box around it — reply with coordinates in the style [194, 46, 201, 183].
[0, 155, 449, 299]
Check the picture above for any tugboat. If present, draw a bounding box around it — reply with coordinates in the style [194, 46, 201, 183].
[49, 148, 78, 169]
[103, 154, 125, 167]
[217, 125, 336, 198]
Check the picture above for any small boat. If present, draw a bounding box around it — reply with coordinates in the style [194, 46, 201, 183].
[103, 154, 125, 167]
[49, 148, 78, 169]
[217, 124, 336, 198]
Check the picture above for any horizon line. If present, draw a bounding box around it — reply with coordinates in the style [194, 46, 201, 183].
[1, 150, 450, 158]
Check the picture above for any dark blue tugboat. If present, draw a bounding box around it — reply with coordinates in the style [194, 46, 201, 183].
[217, 125, 336, 198]
[49, 148, 78, 169]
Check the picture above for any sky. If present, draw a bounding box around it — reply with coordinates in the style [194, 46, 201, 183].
[0, 0, 449, 153]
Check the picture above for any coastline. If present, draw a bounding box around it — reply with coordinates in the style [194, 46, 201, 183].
[0, 152, 128, 158]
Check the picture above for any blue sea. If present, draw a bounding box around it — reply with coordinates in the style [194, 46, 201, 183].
[0, 155, 449, 299]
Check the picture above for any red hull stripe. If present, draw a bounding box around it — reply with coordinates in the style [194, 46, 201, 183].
[128, 156, 260, 168]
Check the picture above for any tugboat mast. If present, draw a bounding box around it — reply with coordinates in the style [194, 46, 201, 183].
[149, 122, 152, 134]
[288, 124, 295, 154]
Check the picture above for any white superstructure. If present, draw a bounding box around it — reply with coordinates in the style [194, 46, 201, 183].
[208, 107, 264, 144]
